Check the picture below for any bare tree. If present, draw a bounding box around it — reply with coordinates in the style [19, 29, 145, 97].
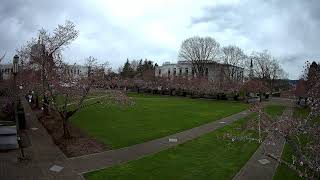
[249, 50, 286, 90]
[250, 50, 273, 80]
[0, 53, 5, 63]
[178, 36, 220, 76]
[222, 45, 247, 81]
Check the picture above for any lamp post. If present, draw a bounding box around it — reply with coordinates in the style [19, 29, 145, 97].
[12, 55, 25, 159]
[12, 55, 19, 108]
[12, 55, 19, 100]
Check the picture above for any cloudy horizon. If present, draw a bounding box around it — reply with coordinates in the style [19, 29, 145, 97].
[1, 0, 319, 79]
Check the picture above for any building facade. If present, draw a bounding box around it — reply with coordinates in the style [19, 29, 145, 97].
[155, 61, 244, 82]
[0, 63, 90, 80]
[64, 64, 89, 78]
[0, 64, 13, 80]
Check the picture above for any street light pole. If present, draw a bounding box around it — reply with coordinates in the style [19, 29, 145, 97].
[13, 55, 19, 89]
[12, 55, 25, 159]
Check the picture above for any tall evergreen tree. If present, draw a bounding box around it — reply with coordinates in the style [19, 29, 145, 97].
[121, 58, 134, 78]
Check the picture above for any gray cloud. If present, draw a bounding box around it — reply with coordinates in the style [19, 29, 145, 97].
[190, 0, 320, 79]
[0, 0, 319, 79]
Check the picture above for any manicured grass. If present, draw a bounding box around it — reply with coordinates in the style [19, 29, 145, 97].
[71, 93, 248, 148]
[264, 105, 286, 118]
[273, 144, 304, 180]
[293, 107, 310, 119]
[85, 114, 260, 180]
[273, 107, 309, 180]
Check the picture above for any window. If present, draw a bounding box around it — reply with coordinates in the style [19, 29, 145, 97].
[185, 68, 188, 75]
[173, 68, 176, 76]
[205, 68, 208, 76]
[179, 68, 182, 75]
[168, 69, 171, 76]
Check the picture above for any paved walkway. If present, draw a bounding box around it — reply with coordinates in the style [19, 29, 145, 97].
[232, 107, 293, 180]
[0, 98, 84, 180]
[68, 110, 251, 174]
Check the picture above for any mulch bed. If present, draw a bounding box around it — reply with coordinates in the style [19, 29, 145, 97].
[34, 109, 109, 157]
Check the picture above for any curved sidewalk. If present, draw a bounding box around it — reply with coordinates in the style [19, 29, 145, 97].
[0, 98, 85, 180]
[68, 110, 251, 174]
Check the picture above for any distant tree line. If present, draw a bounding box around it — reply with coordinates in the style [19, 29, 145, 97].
[119, 58, 157, 80]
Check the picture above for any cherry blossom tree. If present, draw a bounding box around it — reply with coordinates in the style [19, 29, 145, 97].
[295, 79, 307, 105]
[241, 79, 269, 102]
[248, 61, 320, 179]
[17, 20, 79, 113]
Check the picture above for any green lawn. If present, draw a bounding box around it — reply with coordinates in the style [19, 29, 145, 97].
[293, 107, 310, 120]
[71, 93, 248, 148]
[85, 114, 260, 180]
[273, 144, 304, 180]
[264, 105, 286, 118]
[273, 107, 310, 180]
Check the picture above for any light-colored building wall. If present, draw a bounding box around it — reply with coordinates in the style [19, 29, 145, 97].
[0, 64, 13, 80]
[0, 63, 91, 80]
[65, 64, 89, 78]
[155, 61, 244, 82]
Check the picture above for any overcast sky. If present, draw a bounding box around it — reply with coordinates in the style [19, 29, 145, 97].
[1, 0, 319, 79]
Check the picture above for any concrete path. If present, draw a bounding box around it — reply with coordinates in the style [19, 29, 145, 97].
[232, 107, 293, 180]
[0, 98, 84, 180]
[68, 110, 251, 174]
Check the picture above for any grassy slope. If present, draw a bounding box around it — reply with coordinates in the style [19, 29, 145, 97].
[71, 94, 248, 148]
[85, 114, 259, 180]
[273, 107, 310, 180]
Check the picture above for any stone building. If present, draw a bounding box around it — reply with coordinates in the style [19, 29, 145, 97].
[63, 64, 89, 78]
[0, 63, 90, 80]
[0, 64, 13, 80]
[155, 60, 244, 82]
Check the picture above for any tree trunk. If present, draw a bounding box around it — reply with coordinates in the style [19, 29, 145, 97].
[63, 119, 71, 139]
[259, 93, 262, 102]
